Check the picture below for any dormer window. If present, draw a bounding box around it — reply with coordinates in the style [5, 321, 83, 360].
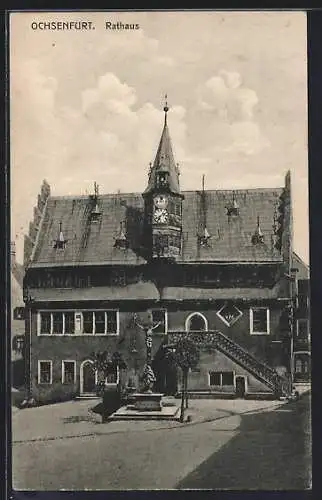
[114, 221, 128, 250]
[53, 222, 68, 249]
[90, 182, 102, 222]
[91, 202, 102, 223]
[251, 216, 264, 245]
[198, 227, 211, 247]
[226, 193, 240, 216]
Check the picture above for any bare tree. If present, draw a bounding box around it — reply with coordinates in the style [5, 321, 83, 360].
[166, 337, 200, 422]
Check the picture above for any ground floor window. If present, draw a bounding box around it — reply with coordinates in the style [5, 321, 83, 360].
[209, 371, 234, 386]
[250, 307, 270, 335]
[62, 360, 76, 384]
[38, 361, 52, 384]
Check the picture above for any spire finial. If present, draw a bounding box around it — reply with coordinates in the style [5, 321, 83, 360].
[163, 93, 169, 125]
[94, 181, 99, 198]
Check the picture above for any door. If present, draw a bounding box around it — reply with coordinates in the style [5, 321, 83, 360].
[81, 361, 96, 395]
[152, 348, 178, 396]
[235, 376, 246, 398]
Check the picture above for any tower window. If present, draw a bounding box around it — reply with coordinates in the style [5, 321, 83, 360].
[157, 172, 168, 187]
[153, 234, 168, 256]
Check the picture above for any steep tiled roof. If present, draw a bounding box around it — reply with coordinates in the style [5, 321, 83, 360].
[29, 187, 285, 267]
[31, 194, 146, 267]
[292, 252, 309, 280]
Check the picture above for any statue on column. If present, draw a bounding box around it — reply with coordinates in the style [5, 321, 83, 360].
[134, 312, 161, 393]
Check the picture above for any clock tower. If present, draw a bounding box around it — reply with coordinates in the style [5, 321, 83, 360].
[143, 98, 184, 260]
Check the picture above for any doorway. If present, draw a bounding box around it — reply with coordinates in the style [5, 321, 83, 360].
[235, 376, 246, 398]
[80, 360, 97, 395]
[152, 349, 178, 396]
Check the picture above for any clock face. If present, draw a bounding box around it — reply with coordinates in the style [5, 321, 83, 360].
[154, 195, 168, 209]
[153, 208, 169, 224]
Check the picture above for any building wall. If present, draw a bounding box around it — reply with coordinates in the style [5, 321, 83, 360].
[166, 302, 289, 368]
[29, 307, 168, 402]
[28, 300, 289, 401]
[179, 350, 272, 394]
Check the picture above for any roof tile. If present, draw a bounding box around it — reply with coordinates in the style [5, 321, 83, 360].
[30, 187, 285, 266]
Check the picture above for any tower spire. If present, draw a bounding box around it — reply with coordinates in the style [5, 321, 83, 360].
[143, 95, 182, 197]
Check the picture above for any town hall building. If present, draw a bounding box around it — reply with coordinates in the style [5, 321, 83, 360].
[22, 103, 310, 403]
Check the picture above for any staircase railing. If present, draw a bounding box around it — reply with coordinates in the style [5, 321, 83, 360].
[167, 330, 291, 396]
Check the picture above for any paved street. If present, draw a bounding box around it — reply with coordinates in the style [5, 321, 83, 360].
[12, 394, 311, 490]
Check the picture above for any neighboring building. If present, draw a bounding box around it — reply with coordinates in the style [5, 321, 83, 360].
[292, 252, 310, 383]
[23, 105, 304, 402]
[11, 242, 25, 388]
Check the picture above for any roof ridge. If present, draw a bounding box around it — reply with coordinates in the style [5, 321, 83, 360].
[49, 186, 284, 201]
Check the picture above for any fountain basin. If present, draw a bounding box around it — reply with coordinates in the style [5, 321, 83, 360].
[131, 392, 164, 411]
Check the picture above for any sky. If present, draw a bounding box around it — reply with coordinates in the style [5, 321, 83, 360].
[10, 11, 308, 264]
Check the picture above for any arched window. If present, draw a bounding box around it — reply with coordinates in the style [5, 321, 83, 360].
[185, 312, 208, 332]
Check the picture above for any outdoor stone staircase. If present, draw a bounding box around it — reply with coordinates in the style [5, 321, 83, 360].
[167, 330, 292, 397]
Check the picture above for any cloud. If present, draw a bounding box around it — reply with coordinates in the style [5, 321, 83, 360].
[10, 12, 308, 263]
[82, 73, 137, 112]
[230, 121, 270, 155]
[195, 70, 269, 156]
[197, 70, 259, 122]
[10, 63, 188, 257]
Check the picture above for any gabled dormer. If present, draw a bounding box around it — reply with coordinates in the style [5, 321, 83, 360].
[143, 97, 184, 261]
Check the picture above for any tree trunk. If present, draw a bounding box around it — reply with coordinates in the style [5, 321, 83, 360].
[185, 371, 189, 409]
[179, 371, 185, 423]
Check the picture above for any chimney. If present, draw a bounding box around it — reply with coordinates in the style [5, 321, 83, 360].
[11, 241, 16, 268]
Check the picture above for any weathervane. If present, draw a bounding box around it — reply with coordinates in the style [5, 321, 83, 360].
[163, 93, 169, 125]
